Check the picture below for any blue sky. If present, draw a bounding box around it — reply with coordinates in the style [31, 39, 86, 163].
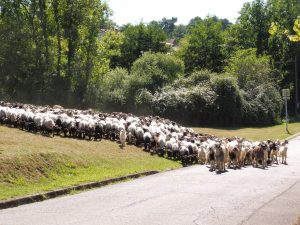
[105, 0, 250, 25]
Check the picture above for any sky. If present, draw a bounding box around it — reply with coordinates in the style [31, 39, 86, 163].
[105, 0, 251, 26]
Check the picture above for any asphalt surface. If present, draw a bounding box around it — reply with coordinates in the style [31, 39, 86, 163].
[1, 137, 300, 225]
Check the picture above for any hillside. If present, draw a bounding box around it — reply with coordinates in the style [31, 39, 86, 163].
[0, 126, 181, 200]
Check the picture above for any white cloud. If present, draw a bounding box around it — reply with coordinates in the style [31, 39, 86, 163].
[105, 0, 250, 25]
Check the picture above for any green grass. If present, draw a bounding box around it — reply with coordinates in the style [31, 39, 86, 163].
[1, 122, 299, 201]
[192, 122, 300, 141]
[0, 126, 181, 201]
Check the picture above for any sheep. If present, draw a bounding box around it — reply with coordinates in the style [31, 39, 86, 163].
[0, 106, 8, 124]
[269, 140, 280, 164]
[172, 142, 180, 159]
[0, 100, 292, 174]
[78, 120, 89, 139]
[215, 143, 225, 172]
[42, 116, 55, 137]
[127, 123, 137, 144]
[240, 141, 252, 167]
[143, 132, 152, 151]
[227, 140, 241, 169]
[179, 145, 189, 166]
[165, 139, 173, 158]
[252, 142, 268, 169]
[196, 144, 206, 165]
[135, 127, 144, 146]
[94, 121, 104, 140]
[87, 120, 96, 140]
[156, 134, 166, 157]
[119, 129, 127, 147]
[207, 146, 216, 171]
[33, 114, 44, 132]
[279, 140, 288, 164]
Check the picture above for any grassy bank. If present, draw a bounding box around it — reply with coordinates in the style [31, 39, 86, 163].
[193, 122, 300, 141]
[1, 122, 299, 201]
[0, 126, 181, 201]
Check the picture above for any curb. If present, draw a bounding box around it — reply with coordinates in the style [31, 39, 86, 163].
[0, 170, 159, 210]
[286, 132, 300, 141]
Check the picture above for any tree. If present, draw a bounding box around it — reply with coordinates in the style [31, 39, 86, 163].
[0, 0, 37, 101]
[159, 17, 177, 38]
[130, 52, 184, 93]
[0, 0, 111, 107]
[112, 23, 168, 69]
[227, 0, 269, 55]
[177, 16, 226, 73]
[269, 18, 300, 42]
[268, 1, 300, 115]
[172, 24, 187, 42]
[225, 48, 273, 89]
[212, 76, 242, 125]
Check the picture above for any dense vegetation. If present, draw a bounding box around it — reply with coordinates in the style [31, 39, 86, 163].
[0, 0, 300, 126]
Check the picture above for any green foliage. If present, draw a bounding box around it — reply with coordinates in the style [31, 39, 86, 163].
[189, 69, 215, 84]
[211, 76, 242, 125]
[151, 71, 238, 125]
[172, 24, 188, 42]
[159, 17, 177, 38]
[177, 16, 226, 73]
[112, 23, 168, 69]
[0, 0, 112, 107]
[89, 52, 185, 114]
[241, 83, 282, 125]
[0, 0, 295, 125]
[87, 67, 130, 111]
[266, 0, 300, 103]
[130, 52, 184, 93]
[235, 0, 270, 55]
[148, 68, 281, 126]
[225, 48, 272, 89]
[288, 18, 300, 42]
[92, 30, 124, 82]
[134, 89, 153, 115]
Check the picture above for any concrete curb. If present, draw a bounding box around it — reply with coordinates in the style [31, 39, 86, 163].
[286, 132, 300, 141]
[0, 170, 159, 210]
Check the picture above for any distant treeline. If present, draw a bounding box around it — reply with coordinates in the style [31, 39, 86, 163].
[0, 0, 299, 126]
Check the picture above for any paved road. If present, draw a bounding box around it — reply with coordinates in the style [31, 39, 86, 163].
[1, 137, 300, 225]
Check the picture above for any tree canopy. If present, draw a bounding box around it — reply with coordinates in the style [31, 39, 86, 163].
[0, 0, 299, 126]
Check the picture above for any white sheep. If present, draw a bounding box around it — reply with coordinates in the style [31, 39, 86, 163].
[119, 129, 127, 147]
[279, 142, 288, 164]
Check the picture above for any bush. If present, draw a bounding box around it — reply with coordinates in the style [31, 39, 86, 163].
[150, 70, 281, 126]
[85, 67, 131, 112]
[134, 89, 153, 115]
[241, 83, 282, 125]
[211, 76, 242, 125]
[225, 48, 272, 89]
[152, 71, 241, 125]
[130, 52, 184, 93]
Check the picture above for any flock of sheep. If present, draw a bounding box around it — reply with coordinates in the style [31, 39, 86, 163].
[0, 101, 289, 172]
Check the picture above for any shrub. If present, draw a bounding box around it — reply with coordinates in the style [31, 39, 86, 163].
[211, 76, 242, 125]
[130, 52, 184, 93]
[225, 48, 272, 89]
[241, 83, 282, 125]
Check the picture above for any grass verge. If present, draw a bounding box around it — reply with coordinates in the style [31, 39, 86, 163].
[1, 122, 299, 201]
[0, 126, 181, 201]
[192, 122, 300, 141]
